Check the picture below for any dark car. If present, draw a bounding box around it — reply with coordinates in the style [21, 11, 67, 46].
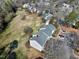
[59, 34, 64, 37]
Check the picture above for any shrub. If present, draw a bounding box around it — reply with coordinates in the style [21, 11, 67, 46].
[24, 26, 33, 35]
[65, 11, 77, 23]
[4, 13, 16, 23]
[64, 11, 78, 26]
[74, 21, 79, 29]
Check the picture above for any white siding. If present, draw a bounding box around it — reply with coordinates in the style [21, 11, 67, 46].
[30, 40, 43, 51]
[45, 20, 50, 25]
[52, 29, 55, 34]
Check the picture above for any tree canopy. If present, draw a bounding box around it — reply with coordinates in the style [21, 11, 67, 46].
[66, 11, 77, 21]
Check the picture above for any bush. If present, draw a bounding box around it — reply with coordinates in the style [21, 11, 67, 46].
[74, 21, 79, 29]
[66, 11, 77, 22]
[69, 0, 75, 3]
[24, 26, 33, 35]
[4, 13, 16, 23]
[9, 40, 18, 50]
[64, 11, 78, 26]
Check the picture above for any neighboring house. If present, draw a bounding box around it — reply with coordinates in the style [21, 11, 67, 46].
[23, 3, 37, 13]
[23, 3, 29, 8]
[30, 24, 56, 51]
[42, 10, 53, 21]
[42, 10, 53, 25]
[61, 3, 73, 15]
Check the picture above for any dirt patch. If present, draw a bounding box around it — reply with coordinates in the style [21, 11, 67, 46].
[27, 47, 43, 59]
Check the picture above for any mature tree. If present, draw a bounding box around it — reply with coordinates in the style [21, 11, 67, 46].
[69, 0, 75, 3]
[74, 21, 79, 29]
[66, 11, 77, 21]
[65, 11, 78, 26]
[24, 26, 33, 36]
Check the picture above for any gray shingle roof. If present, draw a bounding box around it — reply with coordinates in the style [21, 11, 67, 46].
[32, 24, 56, 47]
[42, 11, 53, 21]
[40, 24, 55, 36]
[32, 32, 48, 46]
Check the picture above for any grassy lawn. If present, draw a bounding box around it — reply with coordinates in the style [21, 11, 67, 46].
[0, 9, 42, 59]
